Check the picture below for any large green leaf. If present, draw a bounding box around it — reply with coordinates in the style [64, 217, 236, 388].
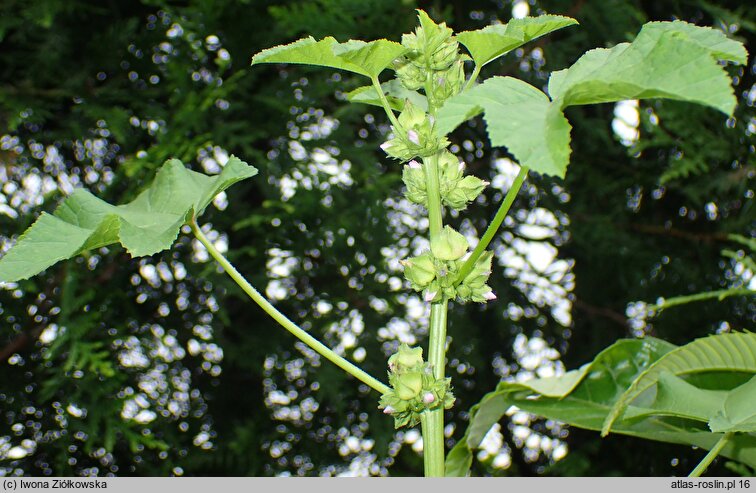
[436, 21, 746, 179]
[446, 336, 756, 476]
[250, 36, 406, 79]
[435, 76, 571, 177]
[603, 332, 756, 435]
[643, 372, 727, 422]
[709, 375, 756, 433]
[0, 157, 257, 282]
[456, 15, 578, 68]
[548, 21, 748, 114]
[346, 79, 428, 112]
[446, 338, 675, 476]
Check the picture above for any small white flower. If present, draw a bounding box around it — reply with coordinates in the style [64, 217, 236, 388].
[424, 290, 437, 302]
[380, 141, 391, 151]
[483, 291, 497, 301]
[407, 130, 420, 145]
[383, 406, 395, 414]
[422, 392, 435, 404]
[408, 160, 422, 169]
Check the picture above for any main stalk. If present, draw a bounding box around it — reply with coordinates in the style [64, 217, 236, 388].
[422, 151, 448, 477]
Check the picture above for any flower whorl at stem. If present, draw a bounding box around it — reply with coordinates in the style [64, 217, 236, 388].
[379, 344, 454, 428]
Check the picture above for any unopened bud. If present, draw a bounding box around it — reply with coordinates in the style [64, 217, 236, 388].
[397, 100, 426, 129]
[395, 372, 423, 400]
[483, 291, 497, 301]
[388, 344, 424, 370]
[429, 40, 460, 71]
[407, 130, 420, 146]
[383, 406, 395, 414]
[403, 252, 437, 288]
[422, 392, 436, 404]
[430, 226, 469, 261]
[394, 56, 425, 91]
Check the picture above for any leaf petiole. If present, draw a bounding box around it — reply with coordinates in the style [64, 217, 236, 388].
[456, 165, 529, 282]
[463, 64, 481, 92]
[371, 76, 402, 130]
[651, 288, 756, 312]
[190, 219, 390, 395]
[689, 432, 733, 477]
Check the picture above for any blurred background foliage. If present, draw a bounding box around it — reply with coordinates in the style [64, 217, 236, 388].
[0, 0, 753, 477]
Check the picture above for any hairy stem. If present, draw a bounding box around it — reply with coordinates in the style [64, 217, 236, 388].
[191, 220, 390, 395]
[457, 166, 529, 282]
[689, 433, 732, 477]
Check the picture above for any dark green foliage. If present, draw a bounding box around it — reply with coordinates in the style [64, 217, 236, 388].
[0, 0, 752, 477]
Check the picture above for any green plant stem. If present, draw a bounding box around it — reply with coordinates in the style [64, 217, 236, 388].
[423, 298, 448, 477]
[421, 150, 448, 477]
[371, 76, 402, 129]
[373, 69, 448, 475]
[463, 64, 482, 92]
[689, 433, 733, 477]
[190, 219, 390, 395]
[424, 71, 437, 116]
[420, 408, 445, 477]
[423, 153, 443, 234]
[457, 165, 529, 282]
[652, 287, 755, 312]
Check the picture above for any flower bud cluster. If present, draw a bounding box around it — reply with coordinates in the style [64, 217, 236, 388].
[430, 59, 466, 104]
[379, 344, 454, 428]
[403, 151, 488, 210]
[393, 11, 465, 108]
[402, 226, 496, 303]
[380, 101, 449, 161]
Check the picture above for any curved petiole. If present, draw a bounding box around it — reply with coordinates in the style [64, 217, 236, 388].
[191, 219, 390, 395]
[456, 165, 529, 282]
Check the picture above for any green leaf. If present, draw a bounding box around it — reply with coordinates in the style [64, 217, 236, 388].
[446, 337, 676, 476]
[446, 336, 756, 476]
[642, 21, 747, 65]
[437, 22, 747, 178]
[456, 15, 578, 68]
[603, 332, 756, 435]
[644, 372, 727, 422]
[346, 79, 428, 112]
[435, 76, 571, 177]
[709, 374, 756, 433]
[548, 21, 748, 115]
[0, 157, 257, 282]
[250, 36, 406, 78]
